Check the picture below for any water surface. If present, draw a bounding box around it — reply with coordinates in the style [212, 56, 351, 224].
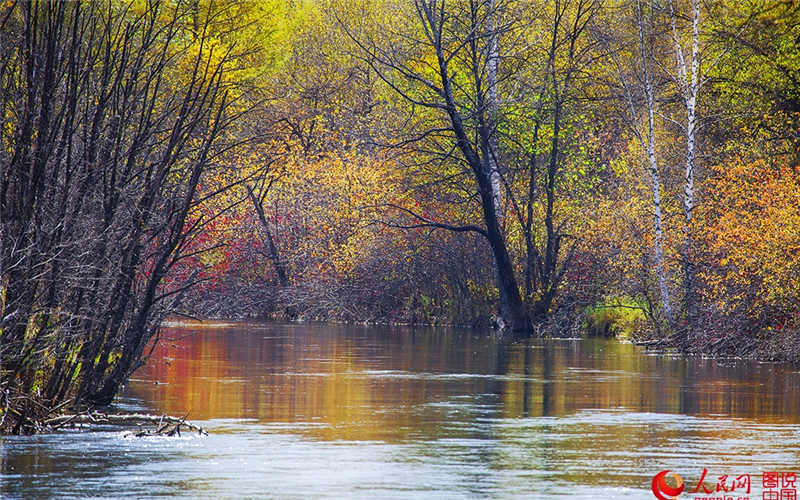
[3, 322, 800, 498]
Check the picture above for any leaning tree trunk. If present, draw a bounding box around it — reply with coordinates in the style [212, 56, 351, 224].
[437, 63, 531, 336]
[434, 2, 531, 338]
[479, 169, 532, 337]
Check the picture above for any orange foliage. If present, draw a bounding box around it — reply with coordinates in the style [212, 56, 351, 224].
[700, 158, 800, 326]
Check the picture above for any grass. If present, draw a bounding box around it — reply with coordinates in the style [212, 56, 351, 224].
[585, 296, 648, 340]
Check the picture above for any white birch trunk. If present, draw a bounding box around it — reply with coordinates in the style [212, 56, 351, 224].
[671, 0, 700, 325]
[487, 0, 503, 220]
[486, 0, 507, 322]
[638, 0, 674, 323]
[684, 0, 700, 324]
[683, 1, 699, 232]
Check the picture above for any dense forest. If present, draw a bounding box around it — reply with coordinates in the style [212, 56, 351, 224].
[1, 0, 799, 433]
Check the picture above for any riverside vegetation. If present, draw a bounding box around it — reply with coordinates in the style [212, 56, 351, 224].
[1, 0, 799, 434]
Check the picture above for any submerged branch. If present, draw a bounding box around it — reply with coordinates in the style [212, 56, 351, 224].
[0, 385, 209, 436]
[45, 411, 208, 437]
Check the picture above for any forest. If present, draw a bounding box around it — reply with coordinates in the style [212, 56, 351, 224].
[0, 0, 798, 434]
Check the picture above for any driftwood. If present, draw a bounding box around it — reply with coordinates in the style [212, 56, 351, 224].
[0, 390, 75, 435]
[44, 411, 208, 437]
[0, 382, 208, 436]
[633, 338, 667, 347]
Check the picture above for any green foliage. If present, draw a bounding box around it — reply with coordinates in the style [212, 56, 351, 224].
[585, 297, 648, 340]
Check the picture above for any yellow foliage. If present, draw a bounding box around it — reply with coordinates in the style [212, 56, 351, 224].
[267, 144, 406, 278]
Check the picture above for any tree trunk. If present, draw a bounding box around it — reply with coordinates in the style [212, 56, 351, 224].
[247, 185, 290, 288]
[430, 10, 532, 337]
[480, 176, 532, 337]
[247, 184, 296, 319]
[672, 0, 700, 331]
[638, 0, 674, 324]
[485, 0, 523, 332]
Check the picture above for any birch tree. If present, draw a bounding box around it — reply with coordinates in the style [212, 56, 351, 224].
[620, 0, 674, 323]
[486, 0, 503, 222]
[669, 0, 700, 329]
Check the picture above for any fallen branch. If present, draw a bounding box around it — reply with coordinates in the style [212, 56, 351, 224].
[633, 338, 668, 347]
[45, 411, 208, 436]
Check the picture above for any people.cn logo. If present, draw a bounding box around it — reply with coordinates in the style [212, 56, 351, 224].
[652, 470, 685, 500]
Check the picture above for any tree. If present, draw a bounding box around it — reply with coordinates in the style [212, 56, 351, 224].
[707, 0, 800, 157]
[606, 0, 677, 325]
[339, 0, 540, 336]
[668, 0, 701, 329]
[503, 0, 600, 321]
[0, 0, 236, 430]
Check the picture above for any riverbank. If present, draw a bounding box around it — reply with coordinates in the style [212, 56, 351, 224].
[632, 326, 800, 364]
[166, 313, 800, 364]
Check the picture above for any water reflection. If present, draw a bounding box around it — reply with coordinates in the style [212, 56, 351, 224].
[130, 323, 800, 431]
[3, 322, 800, 499]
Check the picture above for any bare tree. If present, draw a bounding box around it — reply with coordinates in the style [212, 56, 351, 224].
[0, 0, 236, 430]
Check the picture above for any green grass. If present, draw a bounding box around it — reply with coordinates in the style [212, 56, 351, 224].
[585, 296, 648, 340]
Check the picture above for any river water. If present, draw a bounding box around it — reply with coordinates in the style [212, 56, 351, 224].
[3, 322, 800, 499]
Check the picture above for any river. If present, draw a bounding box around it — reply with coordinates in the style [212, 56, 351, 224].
[3, 322, 800, 499]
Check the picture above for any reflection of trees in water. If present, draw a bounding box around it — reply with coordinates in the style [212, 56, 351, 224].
[131, 325, 501, 441]
[498, 339, 800, 422]
[129, 324, 800, 447]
